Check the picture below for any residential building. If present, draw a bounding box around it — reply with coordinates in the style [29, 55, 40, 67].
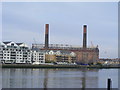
[44, 50, 76, 63]
[0, 41, 32, 64]
[32, 50, 45, 64]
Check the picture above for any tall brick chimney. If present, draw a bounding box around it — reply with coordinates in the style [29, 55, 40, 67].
[83, 25, 87, 48]
[45, 24, 49, 49]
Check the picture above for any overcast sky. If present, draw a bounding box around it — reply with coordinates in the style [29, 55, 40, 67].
[2, 2, 118, 58]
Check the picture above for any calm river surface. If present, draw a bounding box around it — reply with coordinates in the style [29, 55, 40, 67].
[1, 68, 119, 88]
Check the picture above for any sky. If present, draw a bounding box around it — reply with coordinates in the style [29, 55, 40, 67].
[1, 2, 118, 58]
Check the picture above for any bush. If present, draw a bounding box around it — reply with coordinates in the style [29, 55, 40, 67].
[96, 62, 102, 66]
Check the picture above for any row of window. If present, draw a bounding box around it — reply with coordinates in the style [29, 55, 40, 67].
[33, 58, 44, 60]
[33, 53, 44, 55]
[2, 48, 30, 52]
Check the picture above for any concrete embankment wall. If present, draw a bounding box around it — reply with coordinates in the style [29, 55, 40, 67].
[1, 64, 120, 69]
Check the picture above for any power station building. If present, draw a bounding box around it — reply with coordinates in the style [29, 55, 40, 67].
[32, 24, 99, 64]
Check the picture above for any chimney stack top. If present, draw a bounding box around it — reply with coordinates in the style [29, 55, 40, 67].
[84, 25, 87, 27]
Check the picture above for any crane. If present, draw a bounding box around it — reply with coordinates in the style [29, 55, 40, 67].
[91, 41, 94, 48]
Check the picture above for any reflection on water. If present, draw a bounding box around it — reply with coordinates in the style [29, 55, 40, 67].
[2, 68, 118, 88]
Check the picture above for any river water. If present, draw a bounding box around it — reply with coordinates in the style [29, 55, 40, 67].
[1, 68, 119, 88]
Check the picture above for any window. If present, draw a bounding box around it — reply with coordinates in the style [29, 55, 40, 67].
[11, 43, 14, 46]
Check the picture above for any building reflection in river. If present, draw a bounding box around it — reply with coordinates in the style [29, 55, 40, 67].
[2, 68, 99, 88]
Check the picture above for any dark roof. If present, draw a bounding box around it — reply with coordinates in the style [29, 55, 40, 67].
[3, 41, 12, 44]
[16, 43, 23, 45]
[35, 49, 72, 54]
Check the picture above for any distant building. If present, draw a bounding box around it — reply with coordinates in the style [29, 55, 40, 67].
[99, 58, 120, 65]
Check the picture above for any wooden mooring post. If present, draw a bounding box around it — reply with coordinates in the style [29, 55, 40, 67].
[107, 78, 112, 90]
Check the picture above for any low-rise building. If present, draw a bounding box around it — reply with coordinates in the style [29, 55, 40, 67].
[99, 58, 120, 65]
[44, 50, 76, 63]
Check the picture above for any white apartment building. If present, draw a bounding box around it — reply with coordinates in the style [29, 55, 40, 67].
[0, 41, 32, 64]
[0, 41, 46, 64]
[32, 50, 45, 64]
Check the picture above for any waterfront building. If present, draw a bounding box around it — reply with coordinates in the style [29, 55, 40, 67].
[99, 58, 120, 65]
[0, 41, 76, 64]
[45, 50, 56, 63]
[44, 50, 76, 63]
[0, 41, 32, 64]
[32, 50, 45, 64]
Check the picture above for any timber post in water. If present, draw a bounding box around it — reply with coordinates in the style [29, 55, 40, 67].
[107, 78, 112, 90]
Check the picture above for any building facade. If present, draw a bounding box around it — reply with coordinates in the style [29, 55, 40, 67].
[0, 42, 46, 64]
[0, 41, 32, 64]
[44, 50, 76, 63]
[72, 48, 99, 64]
[32, 50, 45, 64]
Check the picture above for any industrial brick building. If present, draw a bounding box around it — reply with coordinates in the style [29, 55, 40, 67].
[32, 24, 99, 64]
